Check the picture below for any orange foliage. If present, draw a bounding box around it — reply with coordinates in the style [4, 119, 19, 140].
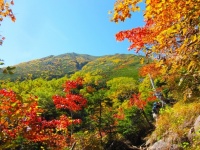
[129, 93, 146, 109]
[139, 63, 161, 78]
[129, 93, 156, 109]
[112, 0, 200, 96]
[0, 86, 85, 149]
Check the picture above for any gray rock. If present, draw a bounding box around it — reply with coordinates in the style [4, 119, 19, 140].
[148, 140, 169, 150]
[187, 115, 200, 142]
[194, 115, 200, 133]
[187, 126, 195, 142]
[148, 140, 182, 150]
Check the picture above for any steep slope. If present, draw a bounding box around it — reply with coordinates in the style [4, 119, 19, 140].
[0, 53, 98, 80]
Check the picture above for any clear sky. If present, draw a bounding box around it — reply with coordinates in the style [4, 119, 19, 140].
[1, 0, 144, 66]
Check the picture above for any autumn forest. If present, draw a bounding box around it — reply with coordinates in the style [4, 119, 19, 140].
[0, 0, 200, 150]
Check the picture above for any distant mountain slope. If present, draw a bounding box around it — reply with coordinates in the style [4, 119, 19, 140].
[0, 53, 144, 81]
[75, 54, 144, 79]
[0, 53, 98, 80]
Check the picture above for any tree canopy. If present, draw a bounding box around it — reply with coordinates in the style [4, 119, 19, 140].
[112, 0, 200, 100]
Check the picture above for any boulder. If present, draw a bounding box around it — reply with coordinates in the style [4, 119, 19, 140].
[148, 140, 182, 150]
[187, 115, 200, 142]
[148, 140, 169, 150]
[194, 115, 200, 133]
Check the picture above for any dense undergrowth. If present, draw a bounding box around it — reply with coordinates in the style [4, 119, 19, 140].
[149, 101, 200, 149]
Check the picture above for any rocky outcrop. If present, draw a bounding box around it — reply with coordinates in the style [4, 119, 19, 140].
[148, 140, 182, 150]
[193, 115, 200, 134]
[145, 115, 200, 150]
[187, 115, 200, 144]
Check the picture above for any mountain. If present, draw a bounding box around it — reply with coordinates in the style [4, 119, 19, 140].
[0, 53, 144, 81]
[0, 53, 98, 80]
[76, 54, 143, 79]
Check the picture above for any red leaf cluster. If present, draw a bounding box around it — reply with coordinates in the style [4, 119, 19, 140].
[129, 93, 156, 110]
[0, 89, 79, 148]
[115, 20, 154, 52]
[53, 78, 87, 111]
[129, 93, 146, 109]
[63, 77, 83, 93]
[53, 94, 87, 111]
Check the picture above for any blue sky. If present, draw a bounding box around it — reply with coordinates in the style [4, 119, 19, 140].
[1, 0, 144, 66]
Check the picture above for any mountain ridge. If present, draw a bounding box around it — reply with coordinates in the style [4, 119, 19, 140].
[0, 53, 143, 80]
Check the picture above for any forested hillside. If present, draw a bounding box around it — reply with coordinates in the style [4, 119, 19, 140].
[0, 53, 98, 80]
[73, 54, 143, 80]
[0, 53, 143, 81]
[0, 53, 149, 149]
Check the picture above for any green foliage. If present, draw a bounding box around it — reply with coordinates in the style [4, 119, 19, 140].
[1, 77, 69, 120]
[181, 141, 190, 149]
[106, 77, 137, 107]
[5, 136, 45, 150]
[0, 53, 97, 81]
[0, 53, 157, 148]
[75, 54, 143, 80]
[116, 106, 151, 145]
[138, 76, 153, 101]
[0, 54, 143, 82]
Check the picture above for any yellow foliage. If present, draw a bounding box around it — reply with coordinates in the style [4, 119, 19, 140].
[111, 0, 142, 22]
[112, 0, 200, 101]
[0, 0, 15, 22]
[73, 131, 104, 150]
[150, 102, 200, 146]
